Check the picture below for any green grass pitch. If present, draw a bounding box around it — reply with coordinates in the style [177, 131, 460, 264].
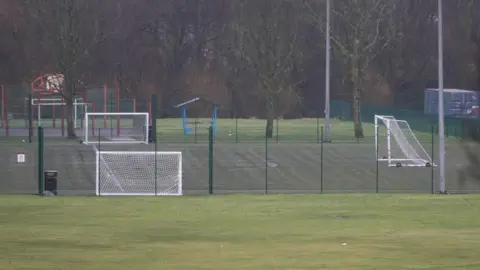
[0, 194, 479, 269]
[2, 117, 440, 144]
[153, 117, 443, 144]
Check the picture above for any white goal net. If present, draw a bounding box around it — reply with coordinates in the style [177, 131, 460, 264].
[375, 115, 434, 167]
[83, 112, 149, 144]
[96, 151, 182, 196]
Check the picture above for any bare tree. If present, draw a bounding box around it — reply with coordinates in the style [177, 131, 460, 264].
[307, 0, 398, 138]
[228, 0, 303, 138]
[136, 0, 229, 116]
[459, 0, 480, 89]
[456, 0, 480, 186]
[22, 0, 104, 138]
[95, 0, 153, 100]
[374, 1, 437, 108]
[0, 0, 478, 138]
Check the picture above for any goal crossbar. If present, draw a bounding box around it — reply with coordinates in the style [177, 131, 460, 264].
[87, 112, 150, 116]
[29, 97, 84, 106]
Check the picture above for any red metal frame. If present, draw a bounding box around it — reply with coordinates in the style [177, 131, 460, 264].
[1, 85, 4, 129]
[149, 100, 152, 126]
[116, 85, 120, 136]
[103, 84, 107, 128]
[4, 86, 8, 136]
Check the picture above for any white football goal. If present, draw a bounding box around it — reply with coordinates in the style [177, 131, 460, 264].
[96, 150, 182, 196]
[374, 115, 434, 167]
[83, 112, 149, 144]
[29, 97, 91, 128]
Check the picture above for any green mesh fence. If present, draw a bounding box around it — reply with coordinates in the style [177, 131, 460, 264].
[331, 100, 480, 138]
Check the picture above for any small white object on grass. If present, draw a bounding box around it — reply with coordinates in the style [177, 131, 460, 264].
[341, 243, 347, 246]
[267, 162, 277, 168]
[22, 140, 26, 143]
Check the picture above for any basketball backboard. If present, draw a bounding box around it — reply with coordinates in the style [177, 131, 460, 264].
[31, 73, 65, 95]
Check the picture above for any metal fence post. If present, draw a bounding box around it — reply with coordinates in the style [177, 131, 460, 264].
[265, 133, 268, 194]
[97, 128, 101, 195]
[235, 116, 238, 143]
[375, 124, 379, 193]
[320, 126, 324, 193]
[194, 120, 198, 144]
[208, 126, 213, 194]
[151, 94, 157, 143]
[316, 117, 320, 144]
[37, 126, 44, 196]
[431, 125, 435, 194]
[28, 93, 33, 143]
[155, 135, 158, 195]
[275, 118, 279, 143]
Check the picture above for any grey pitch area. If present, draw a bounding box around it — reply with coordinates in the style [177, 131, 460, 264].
[168, 142, 480, 194]
[2, 139, 479, 196]
[0, 140, 96, 195]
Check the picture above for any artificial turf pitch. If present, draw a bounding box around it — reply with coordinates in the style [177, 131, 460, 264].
[0, 118, 479, 194]
[0, 194, 479, 269]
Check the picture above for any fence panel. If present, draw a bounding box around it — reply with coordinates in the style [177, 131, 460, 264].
[2, 118, 480, 196]
[0, 140, 37, 194]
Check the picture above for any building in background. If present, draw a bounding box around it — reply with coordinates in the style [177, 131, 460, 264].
[424, 88, 480, 117]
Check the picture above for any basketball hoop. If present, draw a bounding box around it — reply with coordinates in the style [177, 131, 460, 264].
[31, 74, 65, 95]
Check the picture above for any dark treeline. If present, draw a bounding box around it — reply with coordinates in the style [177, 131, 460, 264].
[0, 0, 479, 138]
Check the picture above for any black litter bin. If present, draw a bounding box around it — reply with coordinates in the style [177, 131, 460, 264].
[44, 170, 58, 195]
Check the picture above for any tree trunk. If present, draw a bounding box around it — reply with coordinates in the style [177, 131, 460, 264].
[351, 64, 364, 138]
[475, 47, 480, 90]
[353, 89, 364, 138]
[265, 97, 275, 138]
[65, 96, 76, 139]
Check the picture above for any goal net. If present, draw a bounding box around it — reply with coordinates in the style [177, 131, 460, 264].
[96, 151, 182, 196]
[374, 115, 434, 167]
[83, 112, 149, 144]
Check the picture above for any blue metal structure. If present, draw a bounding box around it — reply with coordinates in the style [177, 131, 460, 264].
[174, 97, 218, 136]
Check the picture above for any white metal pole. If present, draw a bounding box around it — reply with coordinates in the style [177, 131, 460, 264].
[437, 0, 446, 193]
[74, 101, 78, 129]
[84, 112, 89, 143]
[324, 0, 331, 140]
[145, 113, 149, 144]
[374, 116, 378, 159]
[386, 120, 391, 165]
[37, 105, 41, 126]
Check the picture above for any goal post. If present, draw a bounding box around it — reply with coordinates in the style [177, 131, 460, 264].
[95, 151, 182, 196]
[374, 115, 434, 168]
[84, 112, 149, 144]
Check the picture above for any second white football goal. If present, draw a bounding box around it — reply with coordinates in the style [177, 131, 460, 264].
[375, 115, 434, 168]
[96, 150, 182, 196]
[83, 112, 149, 144]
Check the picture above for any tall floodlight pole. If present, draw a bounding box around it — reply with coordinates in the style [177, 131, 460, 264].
[324, 0, 331, 141]
[437, 0, 446, 193]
